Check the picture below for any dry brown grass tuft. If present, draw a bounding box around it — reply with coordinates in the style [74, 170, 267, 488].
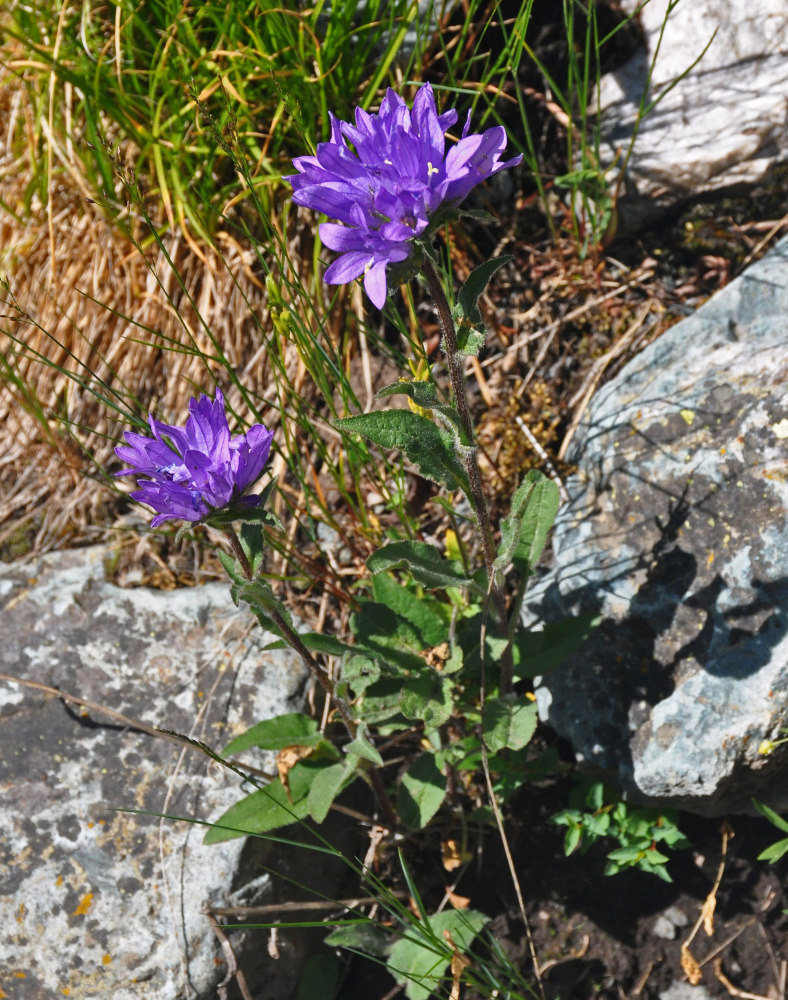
[0, 69, 293, 557]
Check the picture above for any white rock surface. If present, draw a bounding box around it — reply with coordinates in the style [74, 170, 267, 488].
[0, 547, 308, 1000]
[598, 0, 788, 206]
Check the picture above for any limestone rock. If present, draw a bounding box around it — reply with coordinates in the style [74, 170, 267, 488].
[598, 0, 788, 219]
[0, 546, 307, 999]
[527, 236, 788, 816]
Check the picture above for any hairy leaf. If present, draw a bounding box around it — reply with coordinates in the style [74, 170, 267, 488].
[482, 696, 538, 753]
[367, 540, 475, 590]
[494, 470, 560, 577]
[336, 410, 469, 495]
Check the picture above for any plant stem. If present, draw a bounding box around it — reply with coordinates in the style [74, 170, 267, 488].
[421, 257, 514, 692]
[223, 527, 398, 830]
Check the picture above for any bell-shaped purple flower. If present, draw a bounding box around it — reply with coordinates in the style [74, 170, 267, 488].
[115, 388, 274, 527]
[287, 83, 522, 309]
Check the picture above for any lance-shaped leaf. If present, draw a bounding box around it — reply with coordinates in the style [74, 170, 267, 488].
[456, 255, 512, 327]
[223, 711, 322, 756]
[336, 410, 469, 495]
[494, 469, 560, 578]
[376, 382, 466, 442]
[367, 540, 476, 591]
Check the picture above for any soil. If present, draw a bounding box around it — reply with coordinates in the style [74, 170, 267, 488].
[238, 785, 788, 1000]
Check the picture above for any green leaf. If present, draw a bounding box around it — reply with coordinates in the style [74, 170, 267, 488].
[204, 776, 311, 843]
[375, 383, 465, 441]
[339, 654, 382, 695]
[367, 540, 476, 591]
[344, 732, 384, 766]
[223, 712, 321, 756]
[753, 799, 788, 834]
[307, 761, 354, 824]
[482, 696, 538, 753]
[457, 256, 512, 326]
[371, 573, 448, 648]
[400, 672, 453, 729]
[324, 922, 392, 959]
[757, 838, 788, 863]
[494, 469, 560, 578]
[564, 824, 582, 855]
[239, 521, 265, 575]
[397, 751, 447, 830]
[387, 909, 489, 1000]
[218, 548, 247, 586]
[512, 614, 601, 679]
[355, 678, 409, 726]
[336, 410, 469, 495]
[454, 324, 486, 358]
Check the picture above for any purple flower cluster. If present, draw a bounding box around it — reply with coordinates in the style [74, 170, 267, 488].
[115, 389, 273, 527]
[288, 83, 521, 308]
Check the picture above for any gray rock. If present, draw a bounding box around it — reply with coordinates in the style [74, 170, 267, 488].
[0, 546, 309, 999]
[651, 915, 677, 940]
[527, 236, 788, 816]
[659, 985, 715, 1000]
[597, 0, 788, 222]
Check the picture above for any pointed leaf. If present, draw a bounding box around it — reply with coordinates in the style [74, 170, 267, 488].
[325, 922, 393, 958]
[307, 761, 354, 824]
[376, 382, 465, 441]
[367, 540, 475, 590]
[387, 909, 488, 1000]
[757, 838, 788, 863]
[344, 733, 384, 766]
[398, 751, 447, 830]
[204, 775, 311, 843]
[753, 799, 788, 834]
[336, 410, 469, 495]
[371, 573, 448, 647]
[494, 470, 560, 577]
[457, 256, 512, 326]
[223, 712, 321, 755]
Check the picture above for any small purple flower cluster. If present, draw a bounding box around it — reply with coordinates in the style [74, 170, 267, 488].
[115, 389, 273, 527]
[288, 83, 521, 308]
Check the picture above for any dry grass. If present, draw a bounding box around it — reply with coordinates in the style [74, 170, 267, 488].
[0, 68, 305, 558]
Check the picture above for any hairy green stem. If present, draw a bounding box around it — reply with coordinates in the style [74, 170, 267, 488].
[421, 257, 514, 693]
[224, 528, 398, 830]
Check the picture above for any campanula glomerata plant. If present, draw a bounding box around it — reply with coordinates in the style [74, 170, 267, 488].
[114, 83, 613, 998]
